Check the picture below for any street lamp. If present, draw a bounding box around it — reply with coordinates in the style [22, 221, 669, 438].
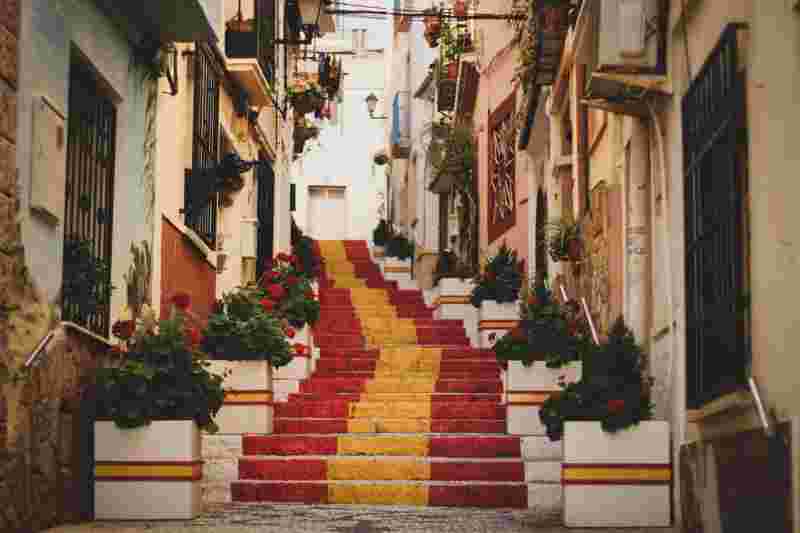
[365, 92, 388, 119]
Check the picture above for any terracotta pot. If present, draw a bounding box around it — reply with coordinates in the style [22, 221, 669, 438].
[566, 238, 582, 261]
[447, 61, 459, 80]
[453, 0, 467, 17]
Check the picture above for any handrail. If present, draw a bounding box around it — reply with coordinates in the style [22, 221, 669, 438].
[24, 321, 115, 369]
[24, 330, 56, 369]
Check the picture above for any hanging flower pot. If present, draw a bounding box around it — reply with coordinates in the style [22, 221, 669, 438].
[453, 0, 467, 17]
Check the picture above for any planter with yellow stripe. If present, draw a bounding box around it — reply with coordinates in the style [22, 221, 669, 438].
[433, 278, 478, 347]
[478, 300, 520, 349]
[94, 420, 203, 519]
[206, 360, 274, 434]
[507, 361, 582, 435]
[563, 421, 671, 527]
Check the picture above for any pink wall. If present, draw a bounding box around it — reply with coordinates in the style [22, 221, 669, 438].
[475, 45, 529, 272]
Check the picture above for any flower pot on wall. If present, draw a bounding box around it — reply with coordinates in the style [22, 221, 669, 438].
[225, 19, 257, 58]
[94, 420, 203, 520]
[446, 61, 459, 80]
[562, 421, 672, 527]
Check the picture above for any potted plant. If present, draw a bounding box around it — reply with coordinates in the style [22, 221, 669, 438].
[539, 317, 668, 527]
[372, 219, 393, 258]
[258, 252, 321, 329]
[292, 235, 324, 280]
[94, 302, 226, 520]
[439, 21, 465, 79]
[385, 232, 414, 261]
[424, 8, 442, 47]
[453, 0, 467, 17]
[225, 6, 256, 59]
[542, 215, 582, 262]
[288, 78, 325, 116]
[540, 0, 571, 34]
[470, 243, 524, 308]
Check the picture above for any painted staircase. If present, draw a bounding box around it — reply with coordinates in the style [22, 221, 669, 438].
[231, 240, 528, 507]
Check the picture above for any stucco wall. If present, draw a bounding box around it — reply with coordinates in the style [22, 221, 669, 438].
[291, 48, 388, 242]
[17, 0, 151, 331]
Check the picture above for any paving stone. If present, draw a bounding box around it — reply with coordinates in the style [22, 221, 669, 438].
[0, 137, 15, 195]
[0, 25, 16, 86]
[0, 79, 16, 142]
[0, 0, 18, 37]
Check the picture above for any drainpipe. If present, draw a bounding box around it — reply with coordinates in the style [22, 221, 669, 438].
[626, 117, 651, 344]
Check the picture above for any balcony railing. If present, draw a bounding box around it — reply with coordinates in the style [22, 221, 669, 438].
[225, 0, 276, 84]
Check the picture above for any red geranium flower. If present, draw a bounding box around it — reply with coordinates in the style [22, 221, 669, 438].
[186, 326, 203, 347]
[607, 399, 626, 413]
[285, 275, 300, 286]
[290, 254, 299, 264]
[171, 291, 191, 310]
[267, 284, 286, 301]
[293, 343, 309, 356]
[111, 319, 135, 341]
[260, 298, 275, 311]
[284, 327, 296, 338]
[276, 252, 291, 263]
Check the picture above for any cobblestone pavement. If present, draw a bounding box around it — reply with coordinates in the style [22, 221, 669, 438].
[46, 503, 677, 533]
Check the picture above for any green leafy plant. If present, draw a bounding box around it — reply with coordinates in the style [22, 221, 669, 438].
[470, 243, 525, 307]
[518, 283, 595, 368]
[372, 219, 393, 246]
[492, 327, 533, 365]
[95, 313, 226, 432]
[293, 236, 323, 279]
[61, 236, 115, 327]
[542, 215, 583, 262]
[386, 233, 415, 260]
[538, 316, 655, 441]
[202, 306, 292, 366]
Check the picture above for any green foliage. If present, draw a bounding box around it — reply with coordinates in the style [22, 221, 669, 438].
[518, 283, 595, 368]
[202, 288, 293, 366]
[386, 233, 415, 260]
[94, 314, 226, 432]
[293, 236, 323, 279]
[372, 219, 393, 246]
[61, 236, 115, 327]
[542, 216, 583, 262]
[470, 243, 525, 307]
[492, 328, 534, 365]
[260, 253, 321, 328]
[538, 317, 654, 441]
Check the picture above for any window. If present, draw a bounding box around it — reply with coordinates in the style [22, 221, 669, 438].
[256, 159, 276, 280]
[488, 93, 517, 243]
[184, 43, 221, 248]
[61, 56, 117, 337]
[256, 0, 276, 83]
[682, 24, 749, 408]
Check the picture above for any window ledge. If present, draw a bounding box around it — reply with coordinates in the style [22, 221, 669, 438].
[163, 214, 217, 269]
[687, 390, 754, 423]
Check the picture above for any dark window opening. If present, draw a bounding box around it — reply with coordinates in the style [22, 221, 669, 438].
[683, 24, 749, 408]
[61, 55, 117, 337]
[256, 159, 276, 280]
[185, 43, 221, 248]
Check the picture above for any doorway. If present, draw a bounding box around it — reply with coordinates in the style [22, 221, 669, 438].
[308, 186, 347, 240]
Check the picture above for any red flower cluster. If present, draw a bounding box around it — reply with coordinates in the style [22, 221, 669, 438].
[260, 298, 275, 312]
[171, 291, 192, 311]
[293, 343, 309, 356]
[284, 326, 296, 339]
[607, 399, 626, 413]
[267, 283, 286, 301]
[112, 319, 135, 341]
[185, 326, 203, 347]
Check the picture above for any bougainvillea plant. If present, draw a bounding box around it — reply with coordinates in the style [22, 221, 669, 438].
[538, 317, 655, 441]
[98, 296, 226, 432]
[258, 252, 321, 328]
[470, 243, 525, 307]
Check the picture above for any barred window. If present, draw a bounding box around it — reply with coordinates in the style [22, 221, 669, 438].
[488, 93, 517, 243]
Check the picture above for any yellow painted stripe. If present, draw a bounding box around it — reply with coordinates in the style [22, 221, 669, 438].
[337, 435, 429, 456]
[507, 391, 552, 405]
[364, 379, 437, 394]
[436, 295, 472, 305]
[478, 320, 519, 330]
[327, 458, 430, 481]
[224, 391, 274, 404]
[348, 401, 433, 419]
[327, 483, 429, 505]
[384, 266, 411, 273]
[94, 463, 202, 480]
[563, 466, 672, 483]
[346, 418, 433, 433]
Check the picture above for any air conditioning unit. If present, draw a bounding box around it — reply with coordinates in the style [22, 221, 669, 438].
[241, 219, 258, 258]
[586, 0, 666, 102]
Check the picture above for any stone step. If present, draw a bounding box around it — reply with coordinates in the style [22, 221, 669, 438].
[230, 480, 528, 507]
[287, 392, 504, 403]
[238, 457, 525, 482]
[275, 401, 505, 419]
[314, 359, 500, 373]
[274, 418, 506, 434]
[299, 378, 503, 394]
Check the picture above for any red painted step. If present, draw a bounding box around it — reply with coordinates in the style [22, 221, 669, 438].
[274, 419, 506, 434]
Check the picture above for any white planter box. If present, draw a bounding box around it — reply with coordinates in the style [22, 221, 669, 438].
[94, 420, 202, 520]
[478, 299, 520, 349]
[563, 421, 671, 527]
[383, 257, 412, 283]
[438, 277, 475, 297]
[507, 362, 581, 436]
[206, 360, 273, 434]
[433, 278, 478, 346]
[273, 355, 311, 380]
[372, 245, 385, 261]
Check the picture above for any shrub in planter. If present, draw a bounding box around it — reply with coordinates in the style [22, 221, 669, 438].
[538, 317, 654, 441]
[259, 253, 321, 328]
[372, 219, 393, 246]
[386, 233, 415, 260]
[292, 235, 323, 280]
[542, 215, 582, 262]
[202, 293, 293, 367]
[469, 243, 524, 307]
[492, 326, 532, 365]
[96, 311, 226, 433]
[517, 283, 595, 368]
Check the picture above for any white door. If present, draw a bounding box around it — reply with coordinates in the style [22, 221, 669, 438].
[308, 186, 347, 240]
